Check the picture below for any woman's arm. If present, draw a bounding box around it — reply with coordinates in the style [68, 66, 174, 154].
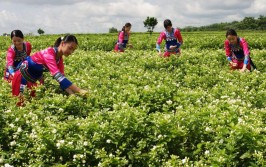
[156, 32, 166, 55]
[240, 38, 250, 72]
[175, 29, 183, 45]
[25, 42, 32, 56]
[6, 47, 16, 75]
[224, 40, 232, 62]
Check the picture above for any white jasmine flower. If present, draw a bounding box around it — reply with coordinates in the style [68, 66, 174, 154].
[52, 129, 57, 134]
[4, 164, 14, 167]
[205, 150, 210, 155]
[166, 100, 172, 105]
[9, 124, 15, 128]
[5, 110, 11, 113]
[144, 85, 149, 90]
[83, 141, 88, 146]
[205, 127, 211, 132]
[56, 143, 61, 148]
[221, 95, 228, 99]
[10, 141, 16, 146]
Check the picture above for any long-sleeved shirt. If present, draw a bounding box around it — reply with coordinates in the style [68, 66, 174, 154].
[6, 42, 31, 74]
[31, 47, 64, 76]
[23, 47, 72, 89]
[117, 31, 130, 49]
[224, 37, 250, 65]
[156, 28, 183, 52]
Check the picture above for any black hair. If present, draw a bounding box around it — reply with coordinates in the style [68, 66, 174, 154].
[121, 22, 132, 32]
[11, 30, 24, 40]
[54, 34, 78, 47]
[226, 29, 237, 37]
[164, 19, 172, 29]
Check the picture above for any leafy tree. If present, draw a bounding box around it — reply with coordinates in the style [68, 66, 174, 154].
[143, 16, 158, 35]
[257, 15, 266, 30]
[109, 27, 118, 33]
[241, 17, 257, 29]
[180, 15, 266, 31]
[37, 28, 45, 35]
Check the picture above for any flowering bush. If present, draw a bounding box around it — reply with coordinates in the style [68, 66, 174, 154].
[0, 31, 265, 166]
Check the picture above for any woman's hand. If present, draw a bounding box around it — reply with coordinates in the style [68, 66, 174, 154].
[169, 45, 177, 50]
[158, 50, 163, 56]
[230, 62, 237, 67]
[78, 89, 89, 96]
[240, 64, 248, 73]
[128, 44, 133, 48]
[240, 67, 249, 73]
[66, 85, 88, 97]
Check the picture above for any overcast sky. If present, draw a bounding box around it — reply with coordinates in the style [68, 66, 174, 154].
[0, 0, 265, 35]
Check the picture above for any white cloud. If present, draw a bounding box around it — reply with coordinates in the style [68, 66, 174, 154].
[247, 0, 266, 14]
[0, 0, 265, 35]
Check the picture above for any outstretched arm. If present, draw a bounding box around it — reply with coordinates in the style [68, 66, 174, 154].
[156, 32, 166, 56]
[42, 49, 89, 96]
[240, 38, 250, 72]
[224, 40, 233, 63]
[53, 72, 88, 96]
[6, 47, 16, 76]
[175, 29, 183, 46]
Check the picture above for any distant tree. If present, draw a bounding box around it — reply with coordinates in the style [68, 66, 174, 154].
[26, 32, 34, 36]
[37, 28, 45, 35]
[183, 26, 198, 32]
[257, 15, 266, 30]
[109, 27, 118, 33]
[143, 16, 158, 35]
[181, 15, 265, 31]
[241, 17, 257, 29]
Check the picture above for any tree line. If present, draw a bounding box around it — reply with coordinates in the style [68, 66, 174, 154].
[110, 15, 265, 34]
[181, 15, 266, 32]
[3, 28, 45, 36]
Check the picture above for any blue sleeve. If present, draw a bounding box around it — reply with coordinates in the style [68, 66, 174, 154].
[244, 55, 249, 65]
[8, 66, 15, 74]
[53, 72, 72, 90]
[156, 43, 160, 51]
[227, 57, 232, 62]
